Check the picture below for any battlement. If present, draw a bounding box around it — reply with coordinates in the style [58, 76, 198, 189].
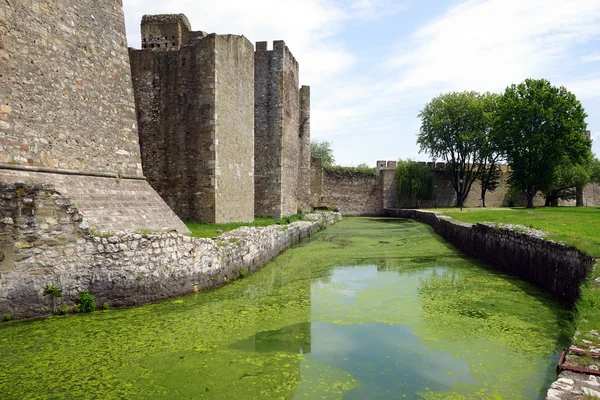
[254, 40, 298, 67]
[376, 160, 397, 170]
[141, 13, 193, 51]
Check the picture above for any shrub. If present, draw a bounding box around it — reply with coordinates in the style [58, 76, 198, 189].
[76, 291, 95, 313]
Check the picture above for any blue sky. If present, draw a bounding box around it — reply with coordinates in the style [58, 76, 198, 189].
[123, 0, 600, 167]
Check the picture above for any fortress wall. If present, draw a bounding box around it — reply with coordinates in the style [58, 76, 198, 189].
[0, 0, 187, 233]
[0, 181, 340, 319]
[0, 0, 141, 176]
[279, 42, 300, 216]
[254, 41, 302, 218]
[130, 38, 217, 223]
[214, 35, 255, 223]
[254, 41, 284, 217]
[310, 156, 324, 206]
[297, 86, 311, 212]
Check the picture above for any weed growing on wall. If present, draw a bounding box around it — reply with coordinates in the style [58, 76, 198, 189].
[3, 313, 13, 322]
[75, 291, 95, 313]
[44, 284, 62, 298]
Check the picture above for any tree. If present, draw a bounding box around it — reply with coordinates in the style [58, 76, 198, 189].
[417, 91, 493, 208]
[543, 156, 590, 206]
[310, 140, 335, 167]
[396, 160, 435, 208]
[590, 156, 600, 184]
[494, 79, 590, 208]
[479, 164, 501, 207]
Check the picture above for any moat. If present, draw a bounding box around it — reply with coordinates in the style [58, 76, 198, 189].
[0, 218, 569, 399]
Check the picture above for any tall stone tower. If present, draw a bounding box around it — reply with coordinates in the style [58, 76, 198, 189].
[254, 41, 310, 218]
[129, 14, 255, 223]
[0, 0, 188, 234]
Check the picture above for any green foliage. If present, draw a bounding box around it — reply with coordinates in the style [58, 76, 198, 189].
[590, 156, 600, 184]
[57, 304, 69, 315]
[494, 78, 590, 208]
[396, 160, 435, 208]
[543, 156, 590, 205]
[185, 213, 306, 238]
[44, 284, 62, 298]
[310, 140, 335, 167]
[418, 91, 496, 207]
[102, 302, 110, 311]
[3, 312, 13, 322]
[76, 291, 95, 313]
[323, 164, 376, 179]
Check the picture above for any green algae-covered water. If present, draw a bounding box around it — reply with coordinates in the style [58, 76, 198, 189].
[0, 218, 569, 399]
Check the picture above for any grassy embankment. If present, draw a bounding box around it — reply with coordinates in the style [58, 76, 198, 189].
[185, 213, 306, 239]
[432, 206, 600, 349]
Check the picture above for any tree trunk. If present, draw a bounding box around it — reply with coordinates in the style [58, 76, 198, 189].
[526, 190, 534, 208]
[576, 185, 584, 207]
[545, 196, 551, 207]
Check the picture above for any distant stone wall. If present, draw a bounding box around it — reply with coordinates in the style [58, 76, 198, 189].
[0, 182, 341, 319]
[311, 165, 382, 215]
[0, 0, 187, 233]
[130, 19, 254, 224]
[386, 209, 593, 305]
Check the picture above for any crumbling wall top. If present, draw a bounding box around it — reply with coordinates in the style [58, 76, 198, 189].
[141, 14, 192, 31]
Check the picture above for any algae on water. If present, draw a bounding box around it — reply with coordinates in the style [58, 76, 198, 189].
[0, 217, 568, 399]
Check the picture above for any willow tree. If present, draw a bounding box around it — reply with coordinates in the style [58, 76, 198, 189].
[396, 160, 435, 208]
[494, 79, 590, 208]
[418, 91, 495, 207]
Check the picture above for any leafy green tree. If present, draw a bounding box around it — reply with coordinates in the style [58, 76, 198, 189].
[396, 160, 435, 208]
[310, 140, 335, 167]
[494, 78, 590, 208]
[590, 156, 600, 184]
[418, 91, 494, 207]
[543, 156, 590, 206]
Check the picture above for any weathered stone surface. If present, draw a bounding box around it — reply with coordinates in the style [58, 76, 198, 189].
[0, 182, 340, 319]
[0, 0, 188, 233]
[130, 17, 254, 224]
[254, 41, 306, 218]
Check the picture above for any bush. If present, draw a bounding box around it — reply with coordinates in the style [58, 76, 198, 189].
[3, 313, 13, 322]
[76, 291, 95, 313]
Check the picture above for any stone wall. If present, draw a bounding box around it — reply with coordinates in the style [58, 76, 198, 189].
[0, 182, 340, 319]
[0, 0, 186, 233]
[214, 35, 255, 223]
[254, 41, 305, 218]
[311, 165, 382, 216]
[130, 17, 254, 224]
[385, 209, 594, 306]
[297, 86, 311, 212]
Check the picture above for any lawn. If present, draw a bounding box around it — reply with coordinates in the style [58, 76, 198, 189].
[185, 213, 306, 238]
[434, 206, 600, 258]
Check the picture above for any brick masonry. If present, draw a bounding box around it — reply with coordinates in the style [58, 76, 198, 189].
[0, 0, 187, 233]
[130, 15, 255, 224]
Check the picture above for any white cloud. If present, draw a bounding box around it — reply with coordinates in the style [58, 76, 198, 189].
[123, 0, 356, 85]
[581, 52, 600, 63]
[387, 0, 600, 94]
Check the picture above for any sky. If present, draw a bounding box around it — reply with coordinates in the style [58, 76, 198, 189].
[123, 0, 600, 167]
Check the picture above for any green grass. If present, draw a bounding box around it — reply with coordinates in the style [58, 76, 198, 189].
[429, 206, 600, 351]
[185, 213, 305, 238]
[433, 207, 600, 257]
